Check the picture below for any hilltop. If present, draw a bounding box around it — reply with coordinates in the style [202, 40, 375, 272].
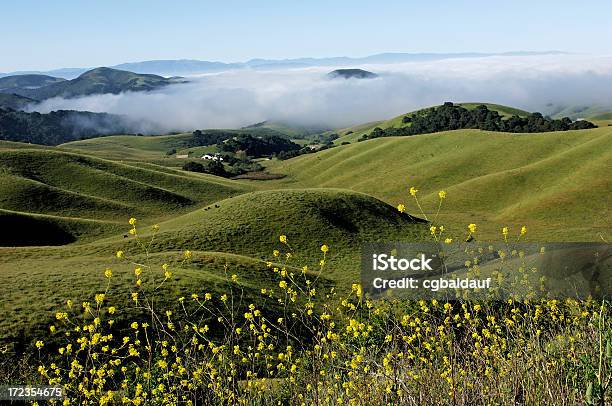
[0, 74, 65, 93]
[267, 127, 611, 241]
[331, 102, 587, 143]
[11, 67, 183, 100]
[148, 189, 426, 266]
[327, 69, 378, 79]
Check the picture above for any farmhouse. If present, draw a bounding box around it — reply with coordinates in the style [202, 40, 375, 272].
[201, 154, 224, 161]
[175, 154, 189, 159]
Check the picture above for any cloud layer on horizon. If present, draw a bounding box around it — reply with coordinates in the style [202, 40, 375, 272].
[29, 54, 612, 133]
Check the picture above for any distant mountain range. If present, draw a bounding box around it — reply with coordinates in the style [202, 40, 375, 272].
[0, 51, 568, 79]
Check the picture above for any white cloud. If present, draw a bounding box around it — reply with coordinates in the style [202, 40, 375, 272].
[29, 54, 612, 132]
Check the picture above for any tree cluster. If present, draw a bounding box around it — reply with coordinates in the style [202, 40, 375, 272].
[219, 134, 300, 157]
[359, 103, 597, 141]
[181, 160, 227, 177]
[0, 108, 131, 145]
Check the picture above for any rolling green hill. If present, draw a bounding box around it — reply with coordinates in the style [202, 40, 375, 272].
[0, 147, 250, 242]
[59, 127, 308, 162]
[142, 189, 428, 276]
[0, 74, 65, 94]
[59, 133, 195, 160]
[332, 103, 532, 143]
[0, 93, 36, 110]
[13, 67, 181, 100]
[267, 127, 612, 241]
[0, 188, 426, 343]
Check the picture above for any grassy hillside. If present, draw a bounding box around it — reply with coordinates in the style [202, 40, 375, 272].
[0, 93, 37, 110]
[142, 189, 428, 277]
[0, 74, 65, 93]
[267, 127, 611, 241]
[60, 126, 304, 162]
[0, 147, 250, 242]
[13, 67, 181, 100]
[60, 133, 194, 160]
[0, 188, 425, 343]
[590, 112, 612, 120]
[332, 103, 532, 143]
[0, 248, 296, 345]
[241, 121, 330, 138]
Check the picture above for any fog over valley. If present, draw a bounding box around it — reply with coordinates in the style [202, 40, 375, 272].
[27, 54, 612, 133]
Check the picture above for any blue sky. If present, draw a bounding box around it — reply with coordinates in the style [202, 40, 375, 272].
[2, 0, 611, 72]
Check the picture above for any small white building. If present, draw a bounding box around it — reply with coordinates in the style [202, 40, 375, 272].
[176, 154, 189, 159]
[201, 154, 224, 162]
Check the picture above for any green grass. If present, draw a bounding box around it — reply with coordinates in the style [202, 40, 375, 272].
[548, 104, 610, 120]
[59, 133, 194, 161]
[0, 147, 250, 240]
[142, 189, 428, 278]
[0, 188, 426, 343]
[331, 102, 532, 144]
[0, 248, 306, 345]
[60, 126, 304, 163]
[267, 127, 612, 241]
[590, 112, 612, 120]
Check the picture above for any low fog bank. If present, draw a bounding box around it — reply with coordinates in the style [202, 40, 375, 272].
[28, 54, 612, 133]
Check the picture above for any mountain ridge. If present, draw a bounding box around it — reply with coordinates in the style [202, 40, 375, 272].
[9, 67, 182, 100]
[0, 51, 569, 78]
